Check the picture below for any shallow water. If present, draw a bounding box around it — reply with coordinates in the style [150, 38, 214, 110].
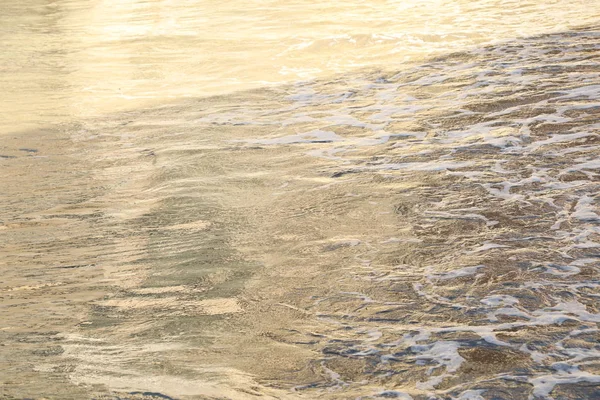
[1, 2, 600, 400]
[1, 0, 599, 134]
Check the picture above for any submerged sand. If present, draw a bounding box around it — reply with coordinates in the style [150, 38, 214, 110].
[1, 27, 600, 400]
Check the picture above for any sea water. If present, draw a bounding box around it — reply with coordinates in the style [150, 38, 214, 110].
[1, 1, 600, 399]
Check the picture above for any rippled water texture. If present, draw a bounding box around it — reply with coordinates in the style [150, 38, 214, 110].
[1, 1, 600, 400]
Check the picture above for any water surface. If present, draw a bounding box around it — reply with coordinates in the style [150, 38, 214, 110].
[1, 1, 600, 400]
[1, 0, 598, 133]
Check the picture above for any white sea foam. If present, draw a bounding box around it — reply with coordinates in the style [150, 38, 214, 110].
[428, 265, 485, 281]
[456, 390, 486, 400]
[466, 243, 510, 254]
[529, 365, 600, 399]
[179, 26, 600, 399]
[413, 341, 465, 389]
[481, 295, 520, 307]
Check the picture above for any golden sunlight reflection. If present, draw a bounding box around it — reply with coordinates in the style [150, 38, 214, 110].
[0, 0, 598, 133]
[2, 1, 600, 399]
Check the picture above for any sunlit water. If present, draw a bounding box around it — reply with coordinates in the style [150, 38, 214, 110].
[1, 0, 598, 134]
[1, 1, 600, 400]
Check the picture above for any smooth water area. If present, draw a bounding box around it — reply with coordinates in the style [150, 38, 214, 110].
[1, 1, 600, 400]
[1, 0, 598, 134]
